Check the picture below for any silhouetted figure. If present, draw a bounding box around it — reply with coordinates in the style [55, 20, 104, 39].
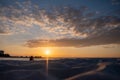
[29, 56, 34, 61]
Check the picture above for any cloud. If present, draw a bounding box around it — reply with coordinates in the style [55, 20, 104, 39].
[0, 0, 120, 47]
[24, 5, 120, 47]
[112, 0, 120, 5]
[102, 44, 120, 48]
[25, 27, 120, 48]
[0, 1, 119, 37]
[0, 26, 11, 35]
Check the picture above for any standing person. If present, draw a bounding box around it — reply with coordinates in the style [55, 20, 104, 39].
[29, 56, 34, 61]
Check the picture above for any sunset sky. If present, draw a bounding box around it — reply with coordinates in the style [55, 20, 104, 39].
[0, 0, 120, 57]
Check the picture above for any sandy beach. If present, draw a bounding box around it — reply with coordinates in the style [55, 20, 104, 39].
[0, 0, 120, 80]
[0, 58, 120, 80]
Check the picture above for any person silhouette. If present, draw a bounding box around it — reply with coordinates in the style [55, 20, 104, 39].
[29, 56, 34, 61]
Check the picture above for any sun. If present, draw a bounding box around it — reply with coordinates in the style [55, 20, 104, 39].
[45, 49, 50, 55]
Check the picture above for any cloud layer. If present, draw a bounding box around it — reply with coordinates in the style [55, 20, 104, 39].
[25, 27, 120, 47]
[0, 1, 120, 47]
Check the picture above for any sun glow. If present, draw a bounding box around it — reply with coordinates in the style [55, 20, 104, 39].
[45, 49, 50, 55]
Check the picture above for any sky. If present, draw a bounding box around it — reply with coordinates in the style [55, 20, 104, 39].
[0, 0, 120, 57]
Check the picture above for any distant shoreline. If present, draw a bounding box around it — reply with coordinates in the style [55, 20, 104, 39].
[0, 57, 120, 59]
[0, 56, 42, 58]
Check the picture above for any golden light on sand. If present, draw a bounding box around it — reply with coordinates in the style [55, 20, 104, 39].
[45, 49, 51, 77]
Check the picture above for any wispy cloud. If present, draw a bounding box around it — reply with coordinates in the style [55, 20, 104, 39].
[112, 0, 120, 5]
[0, 26, 11, 35]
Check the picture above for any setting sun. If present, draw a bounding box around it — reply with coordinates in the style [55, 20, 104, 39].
[45, 49, 50, 55]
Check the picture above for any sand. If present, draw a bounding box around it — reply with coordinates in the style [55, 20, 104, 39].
[0, 58, 120, 80]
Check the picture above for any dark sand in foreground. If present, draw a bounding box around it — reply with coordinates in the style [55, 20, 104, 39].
[0, 58, 120, 80]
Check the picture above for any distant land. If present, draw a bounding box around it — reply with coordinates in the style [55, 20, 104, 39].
[0, 50, 42, 58]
